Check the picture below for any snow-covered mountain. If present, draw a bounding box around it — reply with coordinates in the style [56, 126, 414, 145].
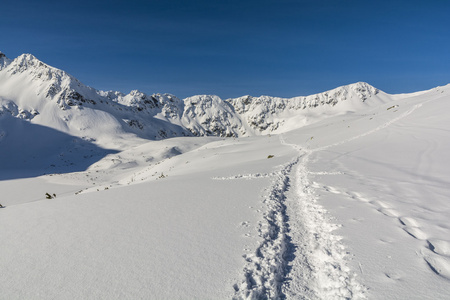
[2, 50, 450, 299]
[0, 51, 388, 149]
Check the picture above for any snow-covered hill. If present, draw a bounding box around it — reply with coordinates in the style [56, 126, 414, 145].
[0, 52, 389, 149]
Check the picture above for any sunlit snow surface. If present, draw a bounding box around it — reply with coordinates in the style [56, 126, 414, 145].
[1, 53, 450, 299]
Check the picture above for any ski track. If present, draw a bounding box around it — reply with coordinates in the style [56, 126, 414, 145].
[233, 99, 432, 299]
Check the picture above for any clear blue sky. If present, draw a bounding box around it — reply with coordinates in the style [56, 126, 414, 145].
[2, 0, 450, 99]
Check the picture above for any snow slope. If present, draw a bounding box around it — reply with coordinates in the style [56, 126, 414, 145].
[1, 51, 450, 299]
[279, 84, 450, 299]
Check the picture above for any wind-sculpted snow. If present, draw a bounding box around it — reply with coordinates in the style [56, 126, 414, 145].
[0, 51, 386, 148]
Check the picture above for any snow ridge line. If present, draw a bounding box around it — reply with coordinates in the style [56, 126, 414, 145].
[233, 156, 300, 300]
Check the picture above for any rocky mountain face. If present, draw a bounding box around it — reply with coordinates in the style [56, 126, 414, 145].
[0, 52, 11, 70]
[227, 83, 379, 132]
[0, 52, 382, 149]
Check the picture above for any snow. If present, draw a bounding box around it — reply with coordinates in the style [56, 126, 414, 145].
[280, 84, 450, 298]
[1, 51, 450, 299]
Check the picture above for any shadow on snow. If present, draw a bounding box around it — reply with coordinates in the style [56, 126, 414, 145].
[0, 115, 118, 180]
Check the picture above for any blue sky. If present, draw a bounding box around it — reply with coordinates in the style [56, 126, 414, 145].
[1, 0, 450, 99]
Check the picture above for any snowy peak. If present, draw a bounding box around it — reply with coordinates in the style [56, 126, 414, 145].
[0, 52, 98, 114]
[7, 53, 59, 77]
[0, 52, 86, 103]
[347, 81, 379, 99]
[3, 53, 96, 101]
[0, 53, 194, 145]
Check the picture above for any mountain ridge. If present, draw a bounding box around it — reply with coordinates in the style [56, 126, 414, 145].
[0, 51, 390, 148]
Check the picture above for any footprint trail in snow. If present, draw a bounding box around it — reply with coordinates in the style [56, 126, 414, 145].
[231, 135, 365, 299]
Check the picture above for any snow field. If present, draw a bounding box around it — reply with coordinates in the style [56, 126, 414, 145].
[285, 84, 450, 298]
[0, 134, 299, 299]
